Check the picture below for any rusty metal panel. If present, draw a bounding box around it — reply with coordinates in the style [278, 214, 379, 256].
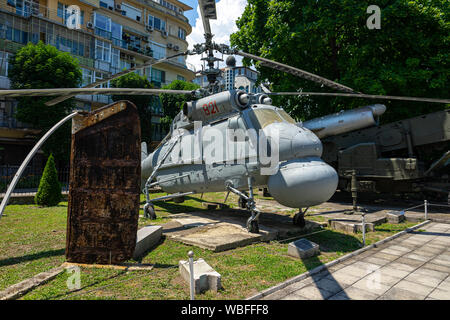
[66, 101, 141, 264]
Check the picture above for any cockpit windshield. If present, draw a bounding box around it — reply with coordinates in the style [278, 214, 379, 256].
[249, 108, 296, 130]
[277, 109, 296, 124]
[249, 109, 283, 130]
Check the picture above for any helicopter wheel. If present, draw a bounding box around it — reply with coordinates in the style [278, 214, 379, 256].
[173, 196, 185, 204]
[246, 218, 259, 233]
[293, 212, 306, 228]
[144, 203, 157, 220]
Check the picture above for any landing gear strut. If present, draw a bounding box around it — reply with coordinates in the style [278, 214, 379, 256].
[144, 203, 156, 220]
[238, 192, 248, 209]
[227, 178, 261, 234]
[293, 208, 308, 228]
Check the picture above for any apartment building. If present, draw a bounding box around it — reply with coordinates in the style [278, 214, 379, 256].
[0, 0, 195, 165]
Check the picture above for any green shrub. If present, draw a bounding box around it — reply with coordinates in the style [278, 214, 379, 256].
[34, 154, 62, 207]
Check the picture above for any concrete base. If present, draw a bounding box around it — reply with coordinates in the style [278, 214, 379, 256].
[163, 209, 322, 252]
[287, 239, 320, 259]
[329, 219, 374, 234]
[387, 211, 406, 224]
[133, 226, 163, 260]
[179, 258, 221, 293]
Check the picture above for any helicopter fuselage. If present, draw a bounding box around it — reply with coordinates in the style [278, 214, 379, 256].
[141, 94, 339, 209]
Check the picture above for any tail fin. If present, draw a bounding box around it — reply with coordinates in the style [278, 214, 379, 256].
[141, 142, 148, 161]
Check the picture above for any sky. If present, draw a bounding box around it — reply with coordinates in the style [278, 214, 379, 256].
[181, 0, 248, 72]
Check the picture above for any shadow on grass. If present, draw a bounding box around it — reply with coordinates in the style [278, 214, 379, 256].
[0, 248, 65, 267]
[49, 270, 127, 300]
[152, 196, 211, 214]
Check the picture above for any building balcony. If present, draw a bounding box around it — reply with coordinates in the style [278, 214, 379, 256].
[134, 0, 189, 25]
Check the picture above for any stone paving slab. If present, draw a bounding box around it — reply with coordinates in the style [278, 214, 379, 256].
[253, 222, 450, 300]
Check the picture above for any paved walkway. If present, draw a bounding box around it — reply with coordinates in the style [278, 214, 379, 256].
[261, 222, 450, 300]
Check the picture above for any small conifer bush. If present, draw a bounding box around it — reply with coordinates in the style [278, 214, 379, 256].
[34, 154, 62, 206]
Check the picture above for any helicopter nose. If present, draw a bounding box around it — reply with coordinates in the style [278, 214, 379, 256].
[291, 127, 323, 158]
[267, 157, 338, 208]
[263, 123, 322, 161]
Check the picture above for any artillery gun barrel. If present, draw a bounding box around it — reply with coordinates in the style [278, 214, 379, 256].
[303, 104, 386, 138]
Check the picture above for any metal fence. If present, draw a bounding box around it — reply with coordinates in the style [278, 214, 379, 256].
[0, 164, 70, 194]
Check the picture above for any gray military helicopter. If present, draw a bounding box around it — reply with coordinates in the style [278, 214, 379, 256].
[0, 0, 448, 234]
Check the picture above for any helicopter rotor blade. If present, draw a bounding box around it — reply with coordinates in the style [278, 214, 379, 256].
[0, 88, 194, 98]
[198, 0, 217, 38]
[266, 92, 450, 104]
[44, 52, 189, 106]
[236, 51, 357, 94]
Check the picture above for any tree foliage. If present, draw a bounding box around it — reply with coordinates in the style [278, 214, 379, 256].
[35, 154, 62, 207]
[111, 72, 154, 143]
[230, 0, 449, 122]
[8, 41, 82, 161]
[159, 80, 200, 129]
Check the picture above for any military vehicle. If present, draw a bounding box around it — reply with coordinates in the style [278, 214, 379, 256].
[305, 109, 450, 201]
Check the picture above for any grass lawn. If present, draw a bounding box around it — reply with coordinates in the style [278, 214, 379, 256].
[0, 192, 419, 300]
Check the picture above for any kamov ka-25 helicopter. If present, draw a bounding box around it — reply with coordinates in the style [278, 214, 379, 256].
[0, 0, 449, 235]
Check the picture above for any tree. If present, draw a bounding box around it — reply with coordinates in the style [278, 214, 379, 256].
[8, 41, 82, 161]
[35, 154, 62, 207]
[159, 80, 200, 129]
[111, 72, 155, 143]
[230, 0, 450, 122]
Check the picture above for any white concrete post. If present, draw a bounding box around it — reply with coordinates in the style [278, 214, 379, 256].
[188, 250, 195, 300]
[424, 200, 428, 220]
[362, 213, 366, 247]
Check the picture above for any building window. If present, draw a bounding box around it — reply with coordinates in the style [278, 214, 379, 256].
[178, 28, 186, 40]
[148, 14, 166, 31]
[81, 68, 93, 86]
[0, 52, 10, 77]
[111, 22, 123, 46]
[177, 55, 185, 66]
[150, 42, 166, 60]
[177, 75, 185, 81]
[151, 68, 165, 87]
[111, 48, 120, 68]
[95, 39, 111, 62]
[122, 3, 142, 21]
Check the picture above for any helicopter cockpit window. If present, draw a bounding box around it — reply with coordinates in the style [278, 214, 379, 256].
[277, 109, 296, 124]
[249, 108, 283, 130]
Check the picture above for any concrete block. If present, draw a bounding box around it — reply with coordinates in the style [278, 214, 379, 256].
[329, 220, 374, 234]
[368, 216, 387, 226]
[179, 258, 221, 293]
[287, 239, 320, 259]
[386, 211, 406, 224]
[133, 226, 162, 260]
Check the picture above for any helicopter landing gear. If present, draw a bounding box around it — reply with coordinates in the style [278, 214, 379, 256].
[247, 216, 259, 233]
[238, 192, 248, 209]
[226, 178, 261, 233]
[173, 196, 185, 204]
[293, 208, 308, 228]
[144, 203, 156, 220]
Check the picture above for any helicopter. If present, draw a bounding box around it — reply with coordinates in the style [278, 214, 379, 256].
[0, 0, 449, 236]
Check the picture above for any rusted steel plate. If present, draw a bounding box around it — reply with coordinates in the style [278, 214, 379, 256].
[66, 101, 141, 264]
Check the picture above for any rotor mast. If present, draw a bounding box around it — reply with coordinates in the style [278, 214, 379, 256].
[198, 0, 222, 93]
